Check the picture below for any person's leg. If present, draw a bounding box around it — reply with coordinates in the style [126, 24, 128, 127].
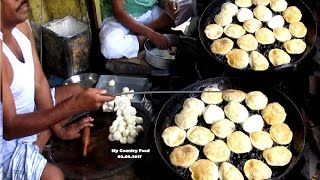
[99, 17, 140, 59]
[40, 163, 64, 180]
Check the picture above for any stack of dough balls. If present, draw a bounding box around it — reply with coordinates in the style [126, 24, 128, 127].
[204, 0, 307, 71]
[106, 87, 144, 144]
[161, 87, 294, 180]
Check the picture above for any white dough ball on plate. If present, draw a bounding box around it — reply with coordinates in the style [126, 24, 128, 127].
[122, 87, 130, 92]
[108, 79, 116, 86]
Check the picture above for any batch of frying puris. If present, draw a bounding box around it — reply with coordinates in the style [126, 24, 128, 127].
[204, 0, 307, 70]
[161, 88, 293, 180]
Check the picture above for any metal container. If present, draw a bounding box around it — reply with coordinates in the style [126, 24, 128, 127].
[42, 16, 91, 78]
[144, 34, 180, 69]
[95, 75, 149, 103]
[63, 73, 99, 88]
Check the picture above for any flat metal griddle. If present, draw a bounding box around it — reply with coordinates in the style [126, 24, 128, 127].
[154, 77, 305, 179]
[47, 105, 151, 179]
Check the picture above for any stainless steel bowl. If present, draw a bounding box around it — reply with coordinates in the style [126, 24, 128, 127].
[144, 34, 180, 69]
[63, 73, 99, 88]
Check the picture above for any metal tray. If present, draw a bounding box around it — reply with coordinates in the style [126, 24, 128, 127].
[95, 75, 149, 103]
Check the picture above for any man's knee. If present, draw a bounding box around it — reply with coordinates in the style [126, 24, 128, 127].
[41, 163, 64, 180]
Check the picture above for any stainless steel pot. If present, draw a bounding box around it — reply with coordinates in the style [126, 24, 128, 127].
[63, 73, 99, 88]
[144, 34, 180, 69]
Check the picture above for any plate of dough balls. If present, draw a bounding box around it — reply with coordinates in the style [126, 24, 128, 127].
[199, 0, 316, 71]
[154, 77, 305, 180]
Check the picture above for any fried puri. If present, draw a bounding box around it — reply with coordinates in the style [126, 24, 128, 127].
[261, 102, 287, 125]
[210, 37, 234, 55]
[269, 123, 293, 145]
[250, 130, 274, 150]
[227, 131, 252, 153]
[249, 51, 269, 71]
[169, 144, 199, 168]
[162, 126, 187, 147]
[226, 49, 250, 69]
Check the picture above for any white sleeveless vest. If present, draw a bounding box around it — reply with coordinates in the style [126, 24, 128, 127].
[2, 28, 38, 161]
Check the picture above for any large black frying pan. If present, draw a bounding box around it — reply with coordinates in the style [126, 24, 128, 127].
[198, 0, 317, 71]
[46, 103, 152, 179]
[154, 77, 305, 179]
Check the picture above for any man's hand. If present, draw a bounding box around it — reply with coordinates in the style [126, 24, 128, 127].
[165, 0, 179, 19]
[57, 116, 94, 140]
[148, 31, 172, 50]
[74, 88, 115, 112]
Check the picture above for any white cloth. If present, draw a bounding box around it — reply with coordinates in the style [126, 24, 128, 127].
[100, 5, 164, 59]
[2, 28, 46, 180]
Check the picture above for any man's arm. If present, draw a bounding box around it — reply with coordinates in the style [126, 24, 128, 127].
[111, 0, 171, 49]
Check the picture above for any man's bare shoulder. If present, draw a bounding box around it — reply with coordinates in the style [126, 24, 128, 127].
[16, 21, 32, 39]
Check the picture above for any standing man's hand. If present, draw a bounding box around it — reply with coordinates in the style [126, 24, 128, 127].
[56, 116, 94, 140]
[148, 31, 172, 50]
[74, 88, 115, 111]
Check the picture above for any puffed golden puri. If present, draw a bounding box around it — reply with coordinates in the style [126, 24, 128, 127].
[237, 34, 259, 51]
[289, 22, 307, 38]
[250, 130, 274, 150]
[249, 51, 270, 71]
[243, 159, 272, 180]
[187, 126, 215, 146]
[189, 159, 219, 180]
[204, 24, 224, 40]
[224, 101, 249, 123]
[269, 123, 293, 145]
[210, 37, 234, 55]
[174, 109, 198, 130]
[162, 126, 187, 147]
[262, 146, 292, 166]
[219, 162, 244, 180]
[245, 91, 268, 110]
[227, 131, 252, 153]
[282, 6, 302, 23]
[169, 144, 199, 168]
[268, 48, 291, 66]
[203, 140, 231, 163]
[226, 49, 250, 69]
[210, 119, 236, 139]
[261, 102, 287, 125]
[283, 39, 306, 54]
[222, 89, 247, 103]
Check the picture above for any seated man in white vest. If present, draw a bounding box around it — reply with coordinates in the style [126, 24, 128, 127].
[1, 0, 114, 179]
[99, 0, 193, 60]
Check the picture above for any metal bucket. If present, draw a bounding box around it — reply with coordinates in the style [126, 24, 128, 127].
[144, 34, 180, 70]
